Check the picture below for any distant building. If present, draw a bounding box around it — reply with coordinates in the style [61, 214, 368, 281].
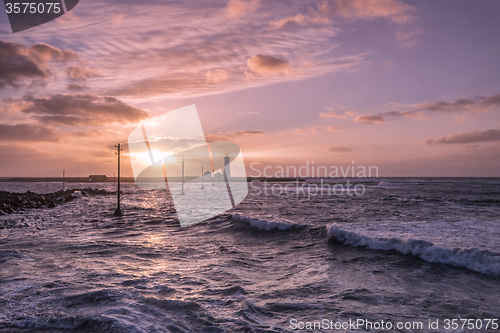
[203, 170, 213, 179]
[213, 171, 224, 179]
[89, 175, 107, 182]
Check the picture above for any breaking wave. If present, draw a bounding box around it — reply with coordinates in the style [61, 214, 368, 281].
[231, 214, 307, 231]
[377, 181, 422, 186]
[327, 224, 500, 276]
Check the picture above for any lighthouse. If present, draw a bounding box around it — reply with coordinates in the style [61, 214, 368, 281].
[224, 155, 231, 178]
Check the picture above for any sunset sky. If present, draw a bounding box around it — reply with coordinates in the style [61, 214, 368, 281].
[1, 0, 500, 177]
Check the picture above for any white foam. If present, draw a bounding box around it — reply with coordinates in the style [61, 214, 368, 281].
[72, 191, 83, 198]
[232, 214, 302, 231]
[327, 224, 500, 276]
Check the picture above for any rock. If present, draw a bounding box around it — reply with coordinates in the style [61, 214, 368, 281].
[10, 201, 22, 209]
[3, 206, 14, 213]
[64, 194, 75, 202]
[24, 200, 35, 209]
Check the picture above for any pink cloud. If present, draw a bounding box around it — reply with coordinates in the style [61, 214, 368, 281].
[271, 13, 308, 29]
[326, 126, 344, 132]
[318, 0, 417, 24]
[247, 54, 292, 76]
[423, 129, 500, 145]
[205, 130, 266, 142]
[205, 69, 229, 84]
[226, 0, 260, 18]
[293, 127, 318, 135]
[354, 114, 386, 124]
[67, 66, 101, 80]
[319, 111, 344, 118]
[327, 146, 352, 153]
[396, 28, 423, 47]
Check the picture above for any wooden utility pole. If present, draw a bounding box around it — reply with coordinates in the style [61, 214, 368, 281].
[201, 166, 204, 189]
[114, 143, 122, 216]
[180, 154, 185, 195]
[63, 170, 65, 190]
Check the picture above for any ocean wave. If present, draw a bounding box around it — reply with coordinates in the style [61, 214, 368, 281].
[327, 224, 500, 276]
[265, 302, 318, 312]
[63, 289, 117, 307]
[142, 296, 202, 311]
[0, 315, 134, 332]
[0, 250, 24, 262]
[377, 181, 422, 186]
[231, 214, 306, 231]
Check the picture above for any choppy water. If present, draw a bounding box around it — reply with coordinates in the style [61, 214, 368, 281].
[0, 178, 499, 332]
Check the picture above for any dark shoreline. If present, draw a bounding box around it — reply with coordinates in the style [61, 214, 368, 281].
[0, 188, 112, 216]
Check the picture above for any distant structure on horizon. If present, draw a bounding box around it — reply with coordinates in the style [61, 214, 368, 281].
[199, 155, 231, 180]
[89, 175, 107, 182]
[224, 155, 230, 178]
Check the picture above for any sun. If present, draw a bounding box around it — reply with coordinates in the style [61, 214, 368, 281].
[129, 149, 173, 165]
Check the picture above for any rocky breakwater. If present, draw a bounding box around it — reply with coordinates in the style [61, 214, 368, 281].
[0, 188, 111, 215]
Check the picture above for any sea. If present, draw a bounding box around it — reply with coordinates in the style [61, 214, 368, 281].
[0, 177, 499, 332]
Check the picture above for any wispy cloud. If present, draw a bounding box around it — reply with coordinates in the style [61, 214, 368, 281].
[353, 93, 500, 125]
[327, 146, 352, 153]
[317, 0, 417, 24]
[271, 13, 308, 29]
[293, 127, 318, 135]
[204, 69, 229, 83]
[225, 0, 260, 18]
[319, 111, 344, 118]
[381, 110, 427, 119]
[423, 129, 500, 145]
[0, 123, 60, 142]
[419, 97, 475, 112]
[67, 66, 101, 80]
[66, 83, 88, 91]
[354, 114, 386, 124]
[272, 0, 417, 31]
[326, 126, 344, 132]
[481, 94, 500, 107]
[205, 130, 266, 142]
[111, 13, 124, 26]
[396, 28, 423, 47]
[407, 94, 500, 113]
[2, 1, 365, 99]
